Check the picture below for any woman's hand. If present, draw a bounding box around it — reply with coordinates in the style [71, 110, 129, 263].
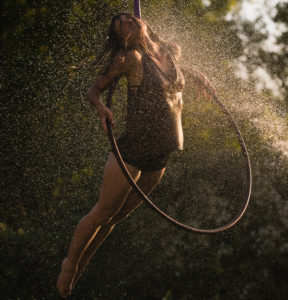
[180, 65, 217, 100]
[193, 72, 216, 100]
[95, 101, 114, 135]
[87, 52, 127, 135]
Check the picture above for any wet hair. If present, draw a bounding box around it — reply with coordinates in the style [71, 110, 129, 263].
[90, 12, 137, 70]
[90, 12, 175, 72]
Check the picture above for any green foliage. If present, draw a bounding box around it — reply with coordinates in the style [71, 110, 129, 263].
[231, 1, 288, 103]
[1, 0, 288, 299]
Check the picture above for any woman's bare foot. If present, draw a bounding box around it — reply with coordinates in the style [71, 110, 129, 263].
[57, 258, 78, 298]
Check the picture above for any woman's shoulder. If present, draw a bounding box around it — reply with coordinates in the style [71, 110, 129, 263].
[124, 48, 143, 71]
[125, 48, 142, 62]
[108, 49, 142, 69]
[165, 42, 181, 61]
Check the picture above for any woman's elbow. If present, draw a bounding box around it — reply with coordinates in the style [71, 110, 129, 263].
[167, 42, 181, 61]
[87, 85, 99, 103]
[87, 86, 93, 99]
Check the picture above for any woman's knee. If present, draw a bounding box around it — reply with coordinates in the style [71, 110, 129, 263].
[84, 203, 120, 226]
[110, 200, 143, 225]
[110, 210, 129, 224]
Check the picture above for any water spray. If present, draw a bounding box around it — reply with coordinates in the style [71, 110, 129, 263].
[105, 0, 252, 234]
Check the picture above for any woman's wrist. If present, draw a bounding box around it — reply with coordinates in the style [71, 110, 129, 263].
[88, 96, 104, 109]
[92, 99, 104, 109]
[87, 86, 103, 108]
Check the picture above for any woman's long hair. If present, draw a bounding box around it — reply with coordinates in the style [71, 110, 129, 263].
[89, 13, 129, 70]
[90, 12, 175, 73]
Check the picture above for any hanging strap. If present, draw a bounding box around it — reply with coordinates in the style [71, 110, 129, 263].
[134, 0, 141, 18]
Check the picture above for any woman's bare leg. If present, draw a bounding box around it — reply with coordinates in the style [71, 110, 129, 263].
[56, 153, 141, 298]
[71, 167, 166, 290]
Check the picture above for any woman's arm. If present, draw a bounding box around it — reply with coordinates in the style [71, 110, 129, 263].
[87, 53, 126, 134]
[165, 42, 181, 61]
[180, 65, 216, 99]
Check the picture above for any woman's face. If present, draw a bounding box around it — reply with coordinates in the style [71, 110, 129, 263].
[113, 14, 146, 46]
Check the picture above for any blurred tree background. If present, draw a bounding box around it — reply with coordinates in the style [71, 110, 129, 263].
[1, 0, 287, 299]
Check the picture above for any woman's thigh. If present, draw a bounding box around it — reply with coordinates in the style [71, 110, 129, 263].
[111, 167, 166, 222]
[90, 152, 141, 219]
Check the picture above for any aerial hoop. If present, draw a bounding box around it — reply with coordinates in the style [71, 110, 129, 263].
[103, 1, 252, 234]
[106, 75, 252, 234]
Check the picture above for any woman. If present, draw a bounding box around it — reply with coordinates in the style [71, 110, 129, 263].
[57, 12, 213, 298]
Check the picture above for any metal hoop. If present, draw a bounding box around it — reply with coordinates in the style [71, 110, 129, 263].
[105, 75, 252, 234]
